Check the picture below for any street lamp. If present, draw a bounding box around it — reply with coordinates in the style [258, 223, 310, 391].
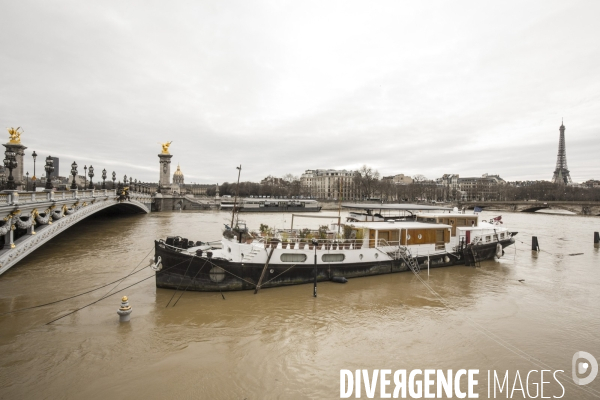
[70, 161, 78, 189]
[45, 156, 55, 190]
[32, 151, 37, 191]
[124, 175, 127, 187]
[26, 171, 29, 191]
[88, 165, 94, 189]
[84, 165, 87, 189]
[112, 171, 116, 189]
[102, 169, 107, 189]
[3, 149, 17, 190]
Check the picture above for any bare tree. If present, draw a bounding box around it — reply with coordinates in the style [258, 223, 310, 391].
[353, 165, 380, 199]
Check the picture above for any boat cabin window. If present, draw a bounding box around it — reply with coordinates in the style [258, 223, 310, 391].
[322, 254, 345, 262]
[280, 253, 307, 263]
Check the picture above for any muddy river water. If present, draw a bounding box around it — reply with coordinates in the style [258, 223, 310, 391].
[0, 210, 599, 399]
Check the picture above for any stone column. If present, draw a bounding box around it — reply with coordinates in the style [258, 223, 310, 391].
[3, 143, 27, 191]
[158, 153, 173, 191]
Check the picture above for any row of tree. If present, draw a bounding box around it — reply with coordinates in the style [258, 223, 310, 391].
[201, 165, 600, 203]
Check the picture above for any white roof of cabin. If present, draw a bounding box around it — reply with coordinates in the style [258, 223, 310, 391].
[345, 221, 452, 230]
[416, 213, 479, 218]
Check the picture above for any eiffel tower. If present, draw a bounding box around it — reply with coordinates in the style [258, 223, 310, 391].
[551, 120, 572, 184]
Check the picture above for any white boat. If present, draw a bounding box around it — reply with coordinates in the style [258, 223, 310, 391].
[153, 204, 515, 291]
[219, 198, 321, 212]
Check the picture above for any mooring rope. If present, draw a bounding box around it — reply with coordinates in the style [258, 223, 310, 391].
[0, 246, 155, 316]
[165, 255, 195, 308]
[172, 259, 208, 307]
[99, 246, 155, 302]
[261, 263, 299, 286]
[202, 257, 258, 288]
[43, 255, 197, 325]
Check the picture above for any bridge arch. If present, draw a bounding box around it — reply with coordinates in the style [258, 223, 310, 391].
[0, 190, 152, 275]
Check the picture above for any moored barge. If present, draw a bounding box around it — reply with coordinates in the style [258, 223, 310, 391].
[153, 205, 515, 291]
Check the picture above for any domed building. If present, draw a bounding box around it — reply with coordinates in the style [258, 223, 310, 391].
[173, 164, 184, 185]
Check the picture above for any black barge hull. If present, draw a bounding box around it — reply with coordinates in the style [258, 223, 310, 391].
[154, 238, 515, 292]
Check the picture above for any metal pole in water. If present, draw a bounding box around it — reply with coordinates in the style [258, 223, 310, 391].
[532, 236, 540, 252]
[594, 232, 599, 247]
[313, 239, 318, 297]
[427, 255, 430, 277]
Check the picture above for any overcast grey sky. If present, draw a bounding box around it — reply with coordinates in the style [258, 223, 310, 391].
[1, 0, 599, 184]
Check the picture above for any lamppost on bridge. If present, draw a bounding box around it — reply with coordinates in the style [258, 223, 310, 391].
[88, 165, 94, 189]
[124, 175, 127, 188]
[134, 179, 137, 192]
[26, 171, 29, 191]
[84, 165, 87, 188]
[3, 149, 18, 190]
[70, 162, 78, 189]
[102, 169, 107, 189]
[32, 151, 37, 192]
[45, 156, 54, 190]
[112, 171, 116, 189]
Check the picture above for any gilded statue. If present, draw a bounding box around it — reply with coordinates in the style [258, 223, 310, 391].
[160, 141, 173, 154]
[7, 127, 22, 144]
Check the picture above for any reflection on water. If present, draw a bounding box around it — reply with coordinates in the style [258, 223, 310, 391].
[0, 211, 599, 399]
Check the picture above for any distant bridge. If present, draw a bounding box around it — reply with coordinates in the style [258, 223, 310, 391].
[459, 201, 600, 215]
[0, 189, 152, 275]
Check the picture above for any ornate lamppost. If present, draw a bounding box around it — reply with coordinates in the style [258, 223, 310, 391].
[112, 171, 116, 189]
[45, 156, 55, 190]
[102, 169, 107, 189]
[84, 165, 87, 188]
[32, 150, 37, 191]
[88, 165, 94, 189]
[70, 162, 78, 189]
[134, 179, 137, 192]
[26, 171, 29, 191]
[3, 149, 18, 190]
[124, 175, 127, 187]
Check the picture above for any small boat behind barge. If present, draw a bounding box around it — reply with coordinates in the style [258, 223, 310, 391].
[219, 198, 321, 212]
[153, 207, 515, 292]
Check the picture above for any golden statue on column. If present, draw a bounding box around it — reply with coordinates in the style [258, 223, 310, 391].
[7, 127, 22, 144]
[160, 141, 173, 154]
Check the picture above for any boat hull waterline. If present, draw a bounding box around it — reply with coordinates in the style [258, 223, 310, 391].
[154, 238, 515, 292]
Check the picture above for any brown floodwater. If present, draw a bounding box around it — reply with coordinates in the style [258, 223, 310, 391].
[0, 210, 599, 399]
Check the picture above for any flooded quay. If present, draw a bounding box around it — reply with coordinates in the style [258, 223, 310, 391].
[0, 211, 599, 399]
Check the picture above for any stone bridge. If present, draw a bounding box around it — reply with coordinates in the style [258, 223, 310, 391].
[0, 189, 152, 275]
[459, 201, 600, 215]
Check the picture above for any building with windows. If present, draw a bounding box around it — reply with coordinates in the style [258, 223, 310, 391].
[300, 169, 357, 200]
[439, 173, 505, 201]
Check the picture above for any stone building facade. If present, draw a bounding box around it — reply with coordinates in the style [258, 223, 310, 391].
[300, 169, 357, 200]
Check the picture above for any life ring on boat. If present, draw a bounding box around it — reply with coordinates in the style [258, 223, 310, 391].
[496, 243, 502, 259]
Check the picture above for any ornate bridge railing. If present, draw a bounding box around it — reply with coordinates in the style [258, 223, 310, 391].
[0, 189, 153, 275]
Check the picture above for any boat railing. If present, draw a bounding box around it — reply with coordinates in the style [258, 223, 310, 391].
[261, 237, 364, 250]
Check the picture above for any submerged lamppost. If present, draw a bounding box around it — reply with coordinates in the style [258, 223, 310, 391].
[70, 161, 78, 189]
[32, 150, 37, 191]
[45, 156, 54, 190]
[88, 165, 94, 189]
[3, 149, 17, 190]
[102, 169, 107, 189]
[112, 171, 116, 189]
[312, 238, 318, 297]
